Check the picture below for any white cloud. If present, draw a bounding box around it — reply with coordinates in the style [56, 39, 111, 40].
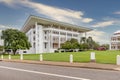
[21, 0, 93, 23]
[0, 0, 93, 24]
[0, 24, 19, 30]
[92, 21, 114, 28]
[0, 0, 19, 7]
[22, 1, 83, 19]
[113, 11, 120, 15]
[0, 0, 14, 4]
[82, 18, 93, 23]
[87, 30, 110, 44]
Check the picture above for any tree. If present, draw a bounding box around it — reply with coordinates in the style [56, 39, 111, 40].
[86, 36, 94, 49]
[0, 46, 4, 51]
[1, 29, 31, 55]
[92, 42, 100, 50]
[80, 36, 100, 50]
[61, 38, 79, 49]
[61, 41, 71, 49]
[101, 44, 109, 50]
[80, 37, 86, 44]
[82, 43, 89, 50]
[70, 38, 79, 49]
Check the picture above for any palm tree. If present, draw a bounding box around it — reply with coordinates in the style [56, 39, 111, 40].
[80, 37, 87, 44]
[87, 36, 94, 49]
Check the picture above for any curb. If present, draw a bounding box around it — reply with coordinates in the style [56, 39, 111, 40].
[1, 59, 120, 71]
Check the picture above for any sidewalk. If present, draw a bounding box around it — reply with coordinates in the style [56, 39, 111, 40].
[1, 59, 120, 71]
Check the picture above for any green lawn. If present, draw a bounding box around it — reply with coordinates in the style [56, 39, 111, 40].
[1, 50, 120, 64]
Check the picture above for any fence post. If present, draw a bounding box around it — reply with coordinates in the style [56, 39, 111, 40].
[9, 55, 11, 60]
[1, 55, 3, 60]
[70, 54, 73, 63]
[40, 54, 43, 61]
[20, 53, 23, 60]
[90, 52, 96, 62]
[117, 55, 120, 65]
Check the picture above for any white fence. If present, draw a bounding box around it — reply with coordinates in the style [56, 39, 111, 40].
[1, 52, 120, 65]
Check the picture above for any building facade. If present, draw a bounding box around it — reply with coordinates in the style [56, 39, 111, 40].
[110, 30, 120, 50]
[21, 15, 92, 54]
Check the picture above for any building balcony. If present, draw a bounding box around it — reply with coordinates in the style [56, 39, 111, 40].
[111, 40, 120, 42]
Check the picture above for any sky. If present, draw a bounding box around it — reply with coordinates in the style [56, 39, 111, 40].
[0, 0, 120, 44]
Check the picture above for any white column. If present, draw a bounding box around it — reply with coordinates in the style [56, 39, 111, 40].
[1, 55, 3, 60]
[70, 54, 73, 63]
[117, 55, 120, 65]
[37, 25, 43, 53]
[85, 32, 87, 37]
[66, 32, 67, 41]
[78, 31, 80, 43]
[48, 30, 51, 52]
[58, 26, 60, 48]
[65, 28, 67, 41]
[90, 52, 96, 62]
[9, 55, 11, 60]
[50, 25, 53, 50]
[78, 34, 80, 43]
[51, 29, 53, 49]
[40, 54, 43, 61]
[35, 22, 38, 54]
[31, 28, 33, 53]
[71, 29, 73, 38]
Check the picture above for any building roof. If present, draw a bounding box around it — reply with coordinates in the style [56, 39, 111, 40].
[21, 15, 92, 33]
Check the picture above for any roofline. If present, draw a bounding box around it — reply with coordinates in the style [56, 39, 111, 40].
[21, 15, 32, 31]
[21, 15, 93, 32]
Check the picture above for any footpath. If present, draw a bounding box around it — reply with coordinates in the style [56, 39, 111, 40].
[1, 59, 120, 71]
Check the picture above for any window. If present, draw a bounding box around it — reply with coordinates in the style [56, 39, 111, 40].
[60, 32, 66, 35]
[33, 31, 35, 34]
[33, 43, 35, 48]
[23, 51, 27, 53]
[45, 43, 47, 49]
[73, 34, 78, 37]
[60, 37, 66, 42]
[44, 31, 47, 34]
[53, 37, 59, 42]
[33, 36, 35, 41]
[53, 43, 58, 49]
[67, 33, 72, 36]
[45, 36, 47, 40]
[53, 31, 59, 34]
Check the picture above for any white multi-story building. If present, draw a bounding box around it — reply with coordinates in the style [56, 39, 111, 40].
[21, 15, 92, 54]
[110, 30, 120, 50]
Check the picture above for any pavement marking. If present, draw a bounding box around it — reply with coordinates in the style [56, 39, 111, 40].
[0, 66, 90, 80]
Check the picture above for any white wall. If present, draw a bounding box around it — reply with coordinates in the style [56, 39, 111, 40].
[25, 28, 35, 54]
[37, 25, 44, 53]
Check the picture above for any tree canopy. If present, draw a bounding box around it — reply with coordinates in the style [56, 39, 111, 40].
[61, 38, 79, 49]
[61, 37, 100, 51]
[1, 29, 31, 55]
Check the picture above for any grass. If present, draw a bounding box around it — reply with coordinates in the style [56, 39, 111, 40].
[1, 50, 120, 64]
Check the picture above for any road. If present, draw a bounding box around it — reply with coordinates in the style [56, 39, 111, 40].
[0, 62, 120, 80]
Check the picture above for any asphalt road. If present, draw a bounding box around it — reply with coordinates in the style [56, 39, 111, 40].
[0, 62, 120, 80]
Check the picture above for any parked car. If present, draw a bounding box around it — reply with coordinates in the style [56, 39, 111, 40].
[97, 47, 106, 51]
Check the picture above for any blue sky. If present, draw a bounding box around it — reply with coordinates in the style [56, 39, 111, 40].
[0, 0, 120, 44]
